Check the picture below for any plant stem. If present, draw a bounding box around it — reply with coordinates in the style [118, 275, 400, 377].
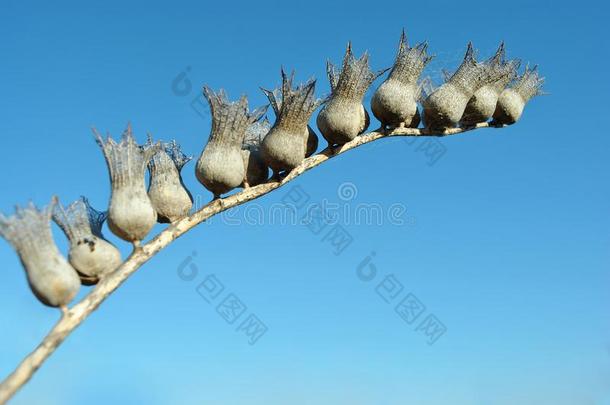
[0, 123, 492, 403]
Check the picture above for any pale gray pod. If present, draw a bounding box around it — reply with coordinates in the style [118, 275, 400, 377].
[0, 198, 80, 308]
[261, 82, 320, 159]
[317, 43, 388, 146]
[94, 124, 161, 243]
[461, 43, 521, 126]
[242, 119, 271, 187]
[423, 43, 491, 130]
[493, 65, 544, 125]
[196, 87, 267, 198]
[147, 137, 193, 223]
[371, 30, 433, 129]
[53, 197, 122, 285]
[260, 70, 324, 174]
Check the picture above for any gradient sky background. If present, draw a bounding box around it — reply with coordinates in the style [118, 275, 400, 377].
[0, 0, 608, 404]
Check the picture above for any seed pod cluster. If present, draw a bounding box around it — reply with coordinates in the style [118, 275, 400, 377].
[0, 198, 80, 308]
[0, 30, 544, 312]
[261, 70, 324, 174]
[53, 197, 122, 285]
[460, 43, 521, 126]
[422, 43, 492, 129]
[147, 137, 193, 223]
[95, 124, 161, 243]
[196, 87, 267, 198]
[242, 118, 271, 187]
[372, 30, 433, 129]
[492, 65, 545, 125]
[317, 43, 389, 146]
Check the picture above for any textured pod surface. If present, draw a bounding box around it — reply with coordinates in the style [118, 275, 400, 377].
[493, 65, 544, 125]
[148, 138, 193, 223]
[261, 70, 323, 172]
[372, 31, 432, 128]
[461, 44, 520, 126]
[241, 149, 268, 187]
[0, 198, 80, 307]
[318, 43, 387, 145]
[95, 124, 160, 242]
[242, 119, 270, 187]
[423, 43, 490, 129]
[53, 197, 122, 285]
[305, 126, 319, 157]
[196, 87, 266, 197]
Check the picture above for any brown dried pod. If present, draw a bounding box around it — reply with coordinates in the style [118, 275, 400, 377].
[94, 124, 161, 243]
[460, 43, 521, 126]
[260, 70, 323, 174]
[423, 43, 491, 130]
[371, 30, 433, 129]
[241, 118, 271, 187]
[317, 43, 388, 145]
[196, 87, 267, 198]
[492, 65, 544, 125]
[147, 137, 193, 223]
[53, 197, 122, 285]
[0, 197, 80, 308]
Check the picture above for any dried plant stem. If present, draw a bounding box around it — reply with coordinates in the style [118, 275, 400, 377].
[0, 123, 493, 404]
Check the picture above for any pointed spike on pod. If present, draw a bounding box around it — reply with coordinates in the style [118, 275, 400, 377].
[464, 42, 476, 62]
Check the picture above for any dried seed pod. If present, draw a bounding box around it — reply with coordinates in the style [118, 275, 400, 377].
[492, 65, 544, 125]
[0, 198, 80, 308]
[94, 124, 160, 243]
[423, 43, 491, 130]
[261, 82, 319, 157]
[196, 87, 267, 198]
[241, 118, 271, 187]
[371, 30, 433, 129]
[260, 70, 323, 173]
[460, 43, 521, 126]
[317, 43, 388, 145]
[53, 197, 122, 285]
[147, 137, 193, 223]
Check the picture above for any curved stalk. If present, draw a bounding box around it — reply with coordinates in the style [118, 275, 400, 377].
[0, 123, 493, 404]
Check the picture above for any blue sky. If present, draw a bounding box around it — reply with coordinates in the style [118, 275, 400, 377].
[0, 0, 608, 404]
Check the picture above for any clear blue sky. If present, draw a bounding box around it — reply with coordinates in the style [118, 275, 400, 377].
[0, 0, 608, 404]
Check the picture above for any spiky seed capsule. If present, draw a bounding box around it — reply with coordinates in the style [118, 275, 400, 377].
[423, 43, 493, 130]
[242, 119, 271, 187]
[461, 43, 521, 126]
[262, 84, 319, 158]
[261, 70, 324, 173]
[493, 65, 544, 125]
[0, 197, 80, 307]
[94, 124, 160, 242]
[53, 197, 122, 285]
[196, 87, 267, 198]
[147, 137, 193, 223]
[317, 43, 388, 145]
[371, 30, 433, 129]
